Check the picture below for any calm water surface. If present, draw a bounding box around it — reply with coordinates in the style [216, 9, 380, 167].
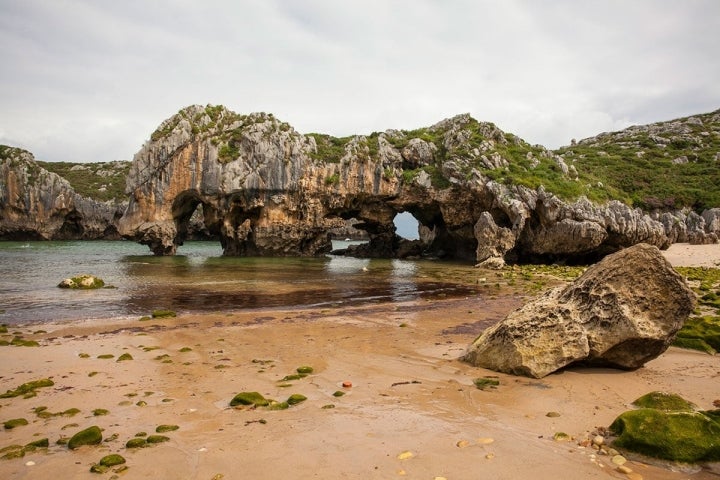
[0, 240, 480, 325]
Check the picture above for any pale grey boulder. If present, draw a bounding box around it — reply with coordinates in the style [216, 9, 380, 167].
[463, 243, 696, 378]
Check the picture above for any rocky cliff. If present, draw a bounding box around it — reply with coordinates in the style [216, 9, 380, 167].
[118, 105, 720, 261]
[0, 146, 124, 240]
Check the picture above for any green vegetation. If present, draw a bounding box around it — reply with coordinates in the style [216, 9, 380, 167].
[230, 391, 270, 407]
[156, 424, 179, 433]
[673, 266, 720, 353]
[0, 336, 40, 347]
[296, 366, 314, 374]
[555, 110, 720, 211]
[287, 394, 307, 405]
[632, 391, 696, 411]
[0, 378, 54, 399]
[307, 133, 352, 163]
[610, 404, 720, 463]
[3, 418, 28, 429]
[57, 274, 105, 289]
[68, 425, 103, 450]
[473, 377, 500, 390]
[117, 353, 133, 361]
[152, 309, 177, 318]
[90, 453, 126, 473]
[37, 160, 130, 203]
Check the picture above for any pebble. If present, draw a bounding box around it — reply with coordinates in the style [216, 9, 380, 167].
[342, 381, 352, 388]
[592, 435, 604, 446]
[485, 453, 495, 460]
[545, 411, 561, 417]
[626, 473, 643, 480]
[434, 477, 448, 480]
[456, 440, 470, 448]
[25, 461, 35, 466]
[611, 454, 627, 465]
[397, 451, 414, 460]
[617, 465, 633, 474]
[477, 437, 494, 445]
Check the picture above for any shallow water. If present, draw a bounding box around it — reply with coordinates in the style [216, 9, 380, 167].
[0, 240, 480, 325]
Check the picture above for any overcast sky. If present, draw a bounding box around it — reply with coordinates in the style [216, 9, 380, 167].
[1, 0, 718, 163]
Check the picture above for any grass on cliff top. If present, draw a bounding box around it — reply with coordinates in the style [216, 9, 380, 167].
[37, 160, 130, 203]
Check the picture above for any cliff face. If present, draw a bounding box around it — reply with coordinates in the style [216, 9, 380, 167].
[0, 146, 123, 240]
[119, 105, 719, 261]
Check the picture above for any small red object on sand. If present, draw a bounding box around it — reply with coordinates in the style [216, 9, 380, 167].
[342, 381, 352, 388]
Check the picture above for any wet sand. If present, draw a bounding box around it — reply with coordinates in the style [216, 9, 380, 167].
[0, 244, 718, 479]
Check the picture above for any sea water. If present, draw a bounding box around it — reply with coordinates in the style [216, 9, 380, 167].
[0, 240, 479, 325]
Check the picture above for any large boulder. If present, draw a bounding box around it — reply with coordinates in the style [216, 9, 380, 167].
[462, 243, 696, 378]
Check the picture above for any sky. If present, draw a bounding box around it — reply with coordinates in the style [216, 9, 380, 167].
[1, 0, 719, 164]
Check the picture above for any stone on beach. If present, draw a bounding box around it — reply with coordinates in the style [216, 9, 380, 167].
[463, 243, 696, 378]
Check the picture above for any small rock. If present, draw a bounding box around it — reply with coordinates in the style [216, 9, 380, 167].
[627, 473, 643, 480]
[25, 461, 35, 466]
[477, 437, 494, 445]
[617, 465, 633, 474]
[342, 381, 352, 388]
[545, 411, 561, 417]
[485, 453, 495, 459]
[611, 454, 627, 465]
[456, 440, 470, 448]
[592, 435, 604, 446]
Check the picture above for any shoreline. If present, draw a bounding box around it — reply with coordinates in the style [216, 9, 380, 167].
[0, 244, 718, 479]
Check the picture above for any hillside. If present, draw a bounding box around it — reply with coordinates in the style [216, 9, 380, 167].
[36, 160, 130, 203]
[555, 109, 720, 211]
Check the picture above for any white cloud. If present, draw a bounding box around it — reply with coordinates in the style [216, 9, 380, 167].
[0, 0, 718, 162]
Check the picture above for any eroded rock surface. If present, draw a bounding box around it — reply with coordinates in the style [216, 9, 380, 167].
[117, 105, 719, 258]
[462, 244, 696, 378]
[0, 146, 124, 240]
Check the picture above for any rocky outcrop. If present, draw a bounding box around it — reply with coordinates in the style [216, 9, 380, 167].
[462, 244, 695, 378]
[118, 105, 719, 259]
[0, 146, 124, 240]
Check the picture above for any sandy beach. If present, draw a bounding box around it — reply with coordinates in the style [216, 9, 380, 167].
[1, 243, 718, 479]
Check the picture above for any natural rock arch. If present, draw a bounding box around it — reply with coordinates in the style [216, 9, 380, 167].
[117, 105, 719, 262]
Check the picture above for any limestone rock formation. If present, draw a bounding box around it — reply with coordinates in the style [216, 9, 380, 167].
[117, 104, 720, 259]
[462, 244, 696, 378]
[0, 146, 124, 240]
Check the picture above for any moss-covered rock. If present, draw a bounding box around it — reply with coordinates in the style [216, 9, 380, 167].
[117, 353, 133, 361]
[230, 391, 270, 407]
[267, 401, 289, 411]
[287, 394, 307, 405]
[151, 309, 176, 318]
[296, 366, 314, 374]
[146, 435, 170, 444]
[68, 425, 103, 450]
[473, 377, 500, 390]
[58, 274, 105, 289]
[610, 392, 720, 463]
[25, 438, 49, 449]
[125, 438, 146, 449]
[3, 418, 28, 429]
[0, 378, 54, 398]
[674, 315, 720, 353]
[98, 453, 126, 467]
[92, 409, 110, 416]
[155, 424, 179, 433]
[632, 391, 696, 411]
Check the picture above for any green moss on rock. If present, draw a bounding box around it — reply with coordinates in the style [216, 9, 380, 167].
[92, 409, 109, 416]
[68, 425, 103, 450]
[267, 401, 289, 411]
[117, 353, 133, 361]
[0, 378, 54, 398]
[58, 274, 105, 289]
[296, 366, 314, 374]
[125, 438, 146, 449]
[610, 408, 720, 463]
[287, 394, 307, 405]
[674, 315, 720, 353]
[146, 435, 170, 444]
[632, 391, 696, 411]
[155, 424, 179, 433]
[230, 391, 270, 407]
[473, 377, 500, 390]
[151, 309, 176, 318]
[3, 418, 28, 429]
[24, 438, 49, 451]
[99, 453, 126, 467]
